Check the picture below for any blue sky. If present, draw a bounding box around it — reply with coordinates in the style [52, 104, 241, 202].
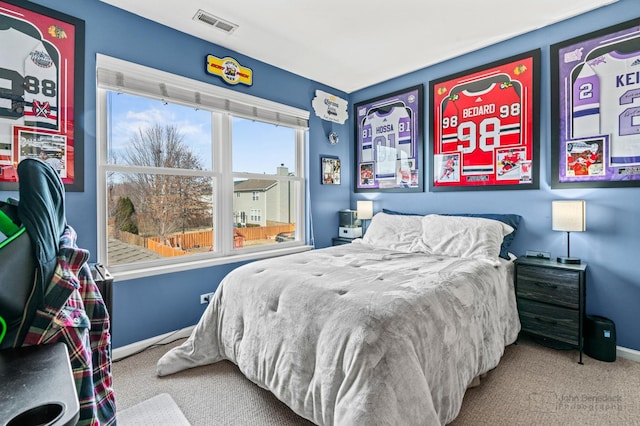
[108, 92, 296, 174]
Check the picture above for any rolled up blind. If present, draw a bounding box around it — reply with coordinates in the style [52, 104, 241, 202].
[96, 54, 309, 129]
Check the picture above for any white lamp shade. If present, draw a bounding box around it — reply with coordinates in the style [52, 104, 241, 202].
[356, 200, 373, 220]
[552, 200, 586, 232]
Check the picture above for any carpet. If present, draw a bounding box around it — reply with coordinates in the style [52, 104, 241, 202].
[113, 337, 640, 426]
[117, 393, 190, 425]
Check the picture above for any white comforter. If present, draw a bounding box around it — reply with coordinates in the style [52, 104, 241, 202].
[157, 243, 520, 425]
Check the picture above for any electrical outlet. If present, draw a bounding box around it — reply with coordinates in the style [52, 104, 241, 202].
[200, 292, 215, 304]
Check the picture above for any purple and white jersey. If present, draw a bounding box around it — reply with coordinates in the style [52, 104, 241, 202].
[360, 104, 412, 177]
[572, 51, 640, 164]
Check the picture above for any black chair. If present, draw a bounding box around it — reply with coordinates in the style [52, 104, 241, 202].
[0, 202, 36, 349]
[0, 158, 66, 349]
[0, 158, 113, 425]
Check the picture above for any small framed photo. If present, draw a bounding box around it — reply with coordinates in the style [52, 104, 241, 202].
[321, 156, 341, 185]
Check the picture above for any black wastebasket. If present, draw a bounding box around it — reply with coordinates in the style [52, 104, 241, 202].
[584, 315, 616, 362]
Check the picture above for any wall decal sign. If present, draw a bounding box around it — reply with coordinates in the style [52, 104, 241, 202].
[206, 55, 253, 86]
[312, 90, 348, 124]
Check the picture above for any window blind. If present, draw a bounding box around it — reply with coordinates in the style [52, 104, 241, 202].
[96, 54, 309, 129]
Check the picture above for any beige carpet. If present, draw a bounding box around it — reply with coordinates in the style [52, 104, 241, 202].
[117, 393, 190, 425]
[113, 339, 313, 426]
[112, 336, 640, 425]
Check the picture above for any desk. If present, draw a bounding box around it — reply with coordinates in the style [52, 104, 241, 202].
[0, 343, 79, 426]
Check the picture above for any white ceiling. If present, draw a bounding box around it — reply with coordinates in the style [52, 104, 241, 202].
[100, 0, 617, 93]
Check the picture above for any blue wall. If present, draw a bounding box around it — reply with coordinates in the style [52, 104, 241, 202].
[4, 0, 638, 352]
[350, 1, 640, 352]
[6, 0, 350, 348]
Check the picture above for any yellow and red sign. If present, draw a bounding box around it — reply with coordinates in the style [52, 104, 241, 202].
[206, 55, 253, 86]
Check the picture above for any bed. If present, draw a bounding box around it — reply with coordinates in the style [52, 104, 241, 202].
[156, 212, 522, 425]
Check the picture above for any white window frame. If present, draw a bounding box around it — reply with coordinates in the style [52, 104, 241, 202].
[96, 55, 311, 281]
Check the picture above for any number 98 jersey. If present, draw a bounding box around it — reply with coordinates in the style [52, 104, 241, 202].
[439, 79, 522, 175]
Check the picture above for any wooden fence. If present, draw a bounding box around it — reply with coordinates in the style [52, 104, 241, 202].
[113, 228, 146, 247]
[114, 223, 295, 257]
[147, 239, 187, 257]
[148, 230, 213, 251]
[234, 224, 295, 241]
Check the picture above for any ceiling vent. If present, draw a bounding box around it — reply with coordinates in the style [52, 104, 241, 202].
[193, 10, 238, 34]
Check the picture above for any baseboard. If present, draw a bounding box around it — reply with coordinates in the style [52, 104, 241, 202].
[112, 326, 195, 361]
[617, 345, 640, 363]
[112, 328, 639, 363]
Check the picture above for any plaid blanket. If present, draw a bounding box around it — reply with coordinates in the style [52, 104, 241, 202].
[23, 226, 116, 425]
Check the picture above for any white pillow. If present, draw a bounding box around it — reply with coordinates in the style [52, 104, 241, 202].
[361, 212, 424, 252]
[417, 214, 513, 262]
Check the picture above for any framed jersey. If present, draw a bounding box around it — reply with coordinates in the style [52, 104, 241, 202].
[551, 17, 640, 188]
[429, 50, 540, 192]
[0, 0, 84, 191]
[354, 85, 423, 193]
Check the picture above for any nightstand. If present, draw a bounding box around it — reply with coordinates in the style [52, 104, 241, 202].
[514, 257, 587, 364]
[332, 237, 356, 246]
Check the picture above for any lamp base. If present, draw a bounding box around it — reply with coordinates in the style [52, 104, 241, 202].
[557, 256, 581, 265]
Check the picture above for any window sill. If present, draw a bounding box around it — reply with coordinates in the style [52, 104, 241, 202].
[109, 244, 314, 281]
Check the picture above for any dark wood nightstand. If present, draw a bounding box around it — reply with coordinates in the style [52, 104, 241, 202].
[514, 257, 587, 364]
[332, 237, 357, 246]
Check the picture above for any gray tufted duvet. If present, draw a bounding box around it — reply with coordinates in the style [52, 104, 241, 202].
[157, 243, 520, 425]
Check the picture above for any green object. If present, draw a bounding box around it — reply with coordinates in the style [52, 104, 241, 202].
[0, 209, 19, 237]
[0, 316, 6, 345]
[0, 226, 25, 250]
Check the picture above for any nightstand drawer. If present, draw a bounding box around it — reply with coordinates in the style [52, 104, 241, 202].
[518, 298, 579, 345]
[516, 265, 579, 308]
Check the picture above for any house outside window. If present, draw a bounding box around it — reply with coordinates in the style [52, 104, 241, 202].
[250, 209, 262, 223]
[96, 55, 309, 279]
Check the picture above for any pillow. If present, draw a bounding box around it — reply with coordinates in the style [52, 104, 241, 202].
[445, 213, 521, 259]
[361, 212, 423, 252]
[382, 208, 521, 259]
[382, 208, 421, 216]
[417, 214, 513, 263]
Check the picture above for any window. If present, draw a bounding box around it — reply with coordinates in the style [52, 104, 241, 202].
[249, 209, 262, 223]
[96, 55, 309, 279]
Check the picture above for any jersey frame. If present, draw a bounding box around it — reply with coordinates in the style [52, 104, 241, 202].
[353, 85, 424, 193]
[551, 17, 640, 189]
[0, 0, 85, 191]
[429, 50, 540, 192]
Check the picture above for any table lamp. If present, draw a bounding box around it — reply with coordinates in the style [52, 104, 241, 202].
[357, 200, 373, 235]
[552, 200, 586, 264]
